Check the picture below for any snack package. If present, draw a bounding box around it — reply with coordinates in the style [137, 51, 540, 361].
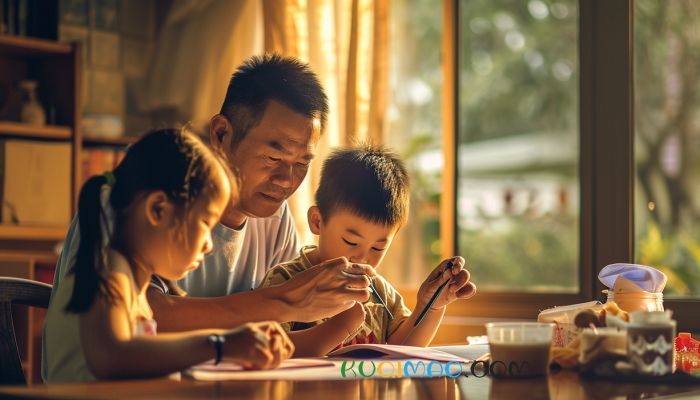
[676, 333, 700, 374]
[578, 327, 627, 371]
[548, 301, 630, 370]
[538, 301, 601, 347]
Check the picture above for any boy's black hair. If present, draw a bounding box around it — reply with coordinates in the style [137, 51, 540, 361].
[220, 53, 328, 148]
[316, 145, 410, 226]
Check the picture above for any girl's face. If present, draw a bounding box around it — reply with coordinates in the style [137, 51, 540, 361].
[156, 167, 231, 281]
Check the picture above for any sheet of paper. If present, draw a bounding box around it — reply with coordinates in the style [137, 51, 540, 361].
[186, 346, 482, 381]
[187, 358, 470, 381]
[193, 358, 334, 372]
[187, 358, 340, 381]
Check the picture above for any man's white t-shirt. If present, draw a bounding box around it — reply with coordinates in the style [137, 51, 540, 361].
[171, 202, 300, 295]
[42, 202, 299, 380]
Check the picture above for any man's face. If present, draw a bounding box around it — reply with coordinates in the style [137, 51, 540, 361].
[220, 100, 320, 219]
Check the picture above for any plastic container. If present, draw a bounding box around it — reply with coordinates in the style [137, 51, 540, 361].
[485, 322, 554, 378]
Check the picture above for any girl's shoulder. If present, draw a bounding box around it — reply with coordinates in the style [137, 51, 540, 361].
[102, 249, 137, 304]
[103, 248, 154, 321]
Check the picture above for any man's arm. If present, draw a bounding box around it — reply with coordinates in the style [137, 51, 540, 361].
[148, 285, 295, 332]
[150, 257, 376, 332]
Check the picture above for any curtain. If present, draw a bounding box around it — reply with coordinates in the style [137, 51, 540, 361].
[262, 0, 391, 243]
[139, 0, 264, 128]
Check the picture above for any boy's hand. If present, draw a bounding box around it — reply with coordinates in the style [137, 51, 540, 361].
[416, 257, 476, 311]
[222, 321, 295, 370]
[329, 301, 366, 337]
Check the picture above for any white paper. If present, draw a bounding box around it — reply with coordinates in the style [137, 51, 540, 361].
[187, 358, 337, 381]
[185, 346, 478, 381]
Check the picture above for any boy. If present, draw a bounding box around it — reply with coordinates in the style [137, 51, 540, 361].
[259, 146, 477, 356]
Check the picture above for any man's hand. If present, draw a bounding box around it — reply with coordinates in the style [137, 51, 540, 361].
[416, 256, 476, 311]
[222, 321, 294, 369]
[279, 257, 376, 322]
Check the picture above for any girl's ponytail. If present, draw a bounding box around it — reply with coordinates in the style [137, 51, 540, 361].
[65, 175, 108, 313]
[64, 128, 235, 312]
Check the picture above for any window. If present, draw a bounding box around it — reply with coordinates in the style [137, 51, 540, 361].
[457, 0, 579, 293]
[385, 0, 700, 330]
[634, 0, 700, 299]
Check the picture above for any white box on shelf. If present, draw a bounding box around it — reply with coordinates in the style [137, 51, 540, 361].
[0, 139, 71, 226]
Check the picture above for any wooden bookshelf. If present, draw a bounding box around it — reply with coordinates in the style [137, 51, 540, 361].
[0, 34, 71, 56]
[0, 121, 71, 140]
[0, 225, 68, 241]
[83, 135, 136, 147]
[0, 27, 76, 386]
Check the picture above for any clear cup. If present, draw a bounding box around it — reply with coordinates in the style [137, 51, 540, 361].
[485, 322, 554, 378]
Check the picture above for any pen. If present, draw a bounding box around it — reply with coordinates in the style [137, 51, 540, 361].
[369, 282, 394, 320]
[413, 261, 454, 327]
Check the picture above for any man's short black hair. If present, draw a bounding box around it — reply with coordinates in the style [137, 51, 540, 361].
[220, 53, 328, 147]
[316, 145, 410, 226]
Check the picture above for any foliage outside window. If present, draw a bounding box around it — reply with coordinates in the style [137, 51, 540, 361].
[456, 0, 579, 292]
[635, 0, 700, 297]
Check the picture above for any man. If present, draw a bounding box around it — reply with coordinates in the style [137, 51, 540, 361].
[45, 54, 373, 368]
[146, 54, 375, 331]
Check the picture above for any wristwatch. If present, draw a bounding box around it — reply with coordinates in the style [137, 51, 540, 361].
[207, 334, 226, 365]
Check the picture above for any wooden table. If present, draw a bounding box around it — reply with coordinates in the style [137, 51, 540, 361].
[1, 371, 700, 399]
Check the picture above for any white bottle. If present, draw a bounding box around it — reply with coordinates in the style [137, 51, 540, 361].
[19, 80, 46, 126]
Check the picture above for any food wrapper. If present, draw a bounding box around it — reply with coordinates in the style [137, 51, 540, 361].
[538, 301, 601, 347]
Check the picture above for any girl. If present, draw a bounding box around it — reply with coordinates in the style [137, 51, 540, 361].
[44, 129, 294, 382]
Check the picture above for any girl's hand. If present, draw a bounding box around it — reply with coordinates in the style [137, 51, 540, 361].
[416, 257, 476, 311]
[222, 321, 295, 369]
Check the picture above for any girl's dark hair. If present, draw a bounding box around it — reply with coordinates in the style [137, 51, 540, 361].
[65, 128, 232, 313]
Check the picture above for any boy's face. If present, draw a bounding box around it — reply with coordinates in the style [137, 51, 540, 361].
[309, 207, 399, 268]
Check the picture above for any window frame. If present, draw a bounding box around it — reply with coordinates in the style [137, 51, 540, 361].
[418, 0, 699, 331]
